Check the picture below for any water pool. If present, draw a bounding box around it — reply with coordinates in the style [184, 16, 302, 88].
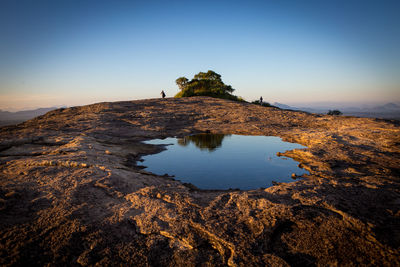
[139, 134, 308, 190]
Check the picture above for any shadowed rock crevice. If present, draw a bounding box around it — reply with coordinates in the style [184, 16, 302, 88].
[266, 220, 316, 267]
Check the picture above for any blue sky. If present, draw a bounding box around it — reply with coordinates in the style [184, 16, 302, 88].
[1, 0, 399, 110]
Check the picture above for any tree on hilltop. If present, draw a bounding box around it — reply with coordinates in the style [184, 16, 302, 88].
[174, 70, 240, 101]
[175, 77, 189, 90]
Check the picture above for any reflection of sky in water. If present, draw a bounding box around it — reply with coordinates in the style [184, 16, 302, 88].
[140, 134, 308, 190]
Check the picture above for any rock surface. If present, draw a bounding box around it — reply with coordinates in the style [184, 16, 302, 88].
[1, 96, 399, 266]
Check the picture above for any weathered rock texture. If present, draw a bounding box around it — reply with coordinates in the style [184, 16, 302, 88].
[1, 97, 399, 266]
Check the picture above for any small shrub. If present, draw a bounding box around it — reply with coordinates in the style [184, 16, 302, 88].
[251, 100, 272, 107]
[327, 110, 342, 115]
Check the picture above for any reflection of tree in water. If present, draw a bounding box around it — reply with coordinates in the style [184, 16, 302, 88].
[177, 134, 228, 151]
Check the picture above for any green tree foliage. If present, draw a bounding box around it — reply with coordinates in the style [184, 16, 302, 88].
[175, 77, 189, 90]
[174, 70, 240, 101]
[327, 110, 342, 115]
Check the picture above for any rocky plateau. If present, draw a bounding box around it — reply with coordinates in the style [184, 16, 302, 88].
[1, 96, 399, 266]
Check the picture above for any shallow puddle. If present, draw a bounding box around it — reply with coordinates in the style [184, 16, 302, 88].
[140, 134, 308, 190]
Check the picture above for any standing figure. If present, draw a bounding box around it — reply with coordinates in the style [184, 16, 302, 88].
[161, 90, 166, 99]
[260, 96, 263, 103]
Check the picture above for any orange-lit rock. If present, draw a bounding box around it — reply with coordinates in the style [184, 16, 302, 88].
[0, 97, 399, 266]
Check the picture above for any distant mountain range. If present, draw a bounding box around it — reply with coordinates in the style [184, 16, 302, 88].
[0, 107, 59, 126]
[273, 102, 400, 120]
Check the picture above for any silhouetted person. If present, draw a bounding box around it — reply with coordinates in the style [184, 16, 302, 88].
[260, 96, 263, 103]
[161, 90, 166, 98]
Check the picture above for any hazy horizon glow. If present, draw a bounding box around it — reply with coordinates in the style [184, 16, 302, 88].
[1, 0, 399, 111]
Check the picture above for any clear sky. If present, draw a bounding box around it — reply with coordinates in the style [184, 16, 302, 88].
[1, 0, 399, 111]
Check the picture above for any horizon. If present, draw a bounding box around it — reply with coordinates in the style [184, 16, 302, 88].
[1, 0, 400, 111]
[1, 98, 400, 113]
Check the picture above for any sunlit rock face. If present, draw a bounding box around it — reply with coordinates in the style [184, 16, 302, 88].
[0, 96, 399, 266]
